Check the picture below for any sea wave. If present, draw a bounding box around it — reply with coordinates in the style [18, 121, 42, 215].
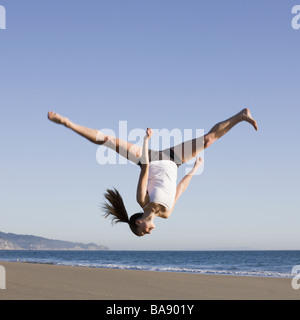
[1, 250, 298, 279]
[10, 259, 293, 278]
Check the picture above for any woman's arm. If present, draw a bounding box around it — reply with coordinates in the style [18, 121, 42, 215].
[176, 157, 203, 195]
[136, 128, 153, 208]
[163, 157, 203, 218]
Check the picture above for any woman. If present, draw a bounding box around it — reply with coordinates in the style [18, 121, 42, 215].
[48, 108, 257, 237]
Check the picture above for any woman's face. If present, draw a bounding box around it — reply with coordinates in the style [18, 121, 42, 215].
[136, 220, 155, 236]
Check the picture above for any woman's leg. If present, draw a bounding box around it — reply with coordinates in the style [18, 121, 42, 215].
[172, 108, 258, 164]
[48, 111, 142, 164]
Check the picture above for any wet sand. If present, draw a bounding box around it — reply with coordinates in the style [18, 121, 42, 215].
[0, 261, 299, 300]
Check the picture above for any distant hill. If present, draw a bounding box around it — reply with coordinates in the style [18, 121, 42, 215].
[0, 231, 109, 251]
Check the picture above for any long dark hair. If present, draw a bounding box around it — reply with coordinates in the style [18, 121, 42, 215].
[102, 188, 143, 236]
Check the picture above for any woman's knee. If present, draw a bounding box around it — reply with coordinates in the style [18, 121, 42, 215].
[96, 131, 113, 145]
[204, 134, 215, 149]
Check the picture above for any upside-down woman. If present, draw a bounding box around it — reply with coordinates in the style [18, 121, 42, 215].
[48, 108, 257, 237]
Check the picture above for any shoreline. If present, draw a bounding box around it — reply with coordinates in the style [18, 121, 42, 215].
[0, 261, 299, 300]
[0, 260, 294, 279]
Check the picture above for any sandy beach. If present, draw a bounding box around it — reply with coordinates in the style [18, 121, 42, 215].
[0, 261, 299, 300]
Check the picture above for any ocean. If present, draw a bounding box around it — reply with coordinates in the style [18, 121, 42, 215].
[0, 250, 299, 278]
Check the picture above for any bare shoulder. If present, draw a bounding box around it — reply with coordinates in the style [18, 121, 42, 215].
[146, 202, 169, 218]
[159, 213, 169, 219]
[138, 192, 150, 209]
[157, 205, 171, 219]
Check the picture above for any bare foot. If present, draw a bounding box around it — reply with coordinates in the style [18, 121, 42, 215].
[48, 111, 70, 127]
[240, 108, 258, 131]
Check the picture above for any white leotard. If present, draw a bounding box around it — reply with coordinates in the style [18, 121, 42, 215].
[147, 160, 178, 211]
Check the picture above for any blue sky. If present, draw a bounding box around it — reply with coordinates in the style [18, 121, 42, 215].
[0, 0, 299, 250]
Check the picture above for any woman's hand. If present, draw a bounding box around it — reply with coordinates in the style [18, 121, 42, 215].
[193, 157, 203, 169]
[145, 128, 154, 140]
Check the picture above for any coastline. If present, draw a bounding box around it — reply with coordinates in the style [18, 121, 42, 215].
[0, 261, 299, 300]
[0, 249, 297, 278]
